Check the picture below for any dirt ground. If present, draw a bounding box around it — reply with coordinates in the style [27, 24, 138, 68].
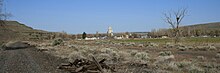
[0, 47, 69, 73]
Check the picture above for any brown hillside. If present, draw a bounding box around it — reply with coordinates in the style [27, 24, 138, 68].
[0, 21, 47, 43]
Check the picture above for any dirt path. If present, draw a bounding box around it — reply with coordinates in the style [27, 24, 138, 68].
[0, 48, 68, 73]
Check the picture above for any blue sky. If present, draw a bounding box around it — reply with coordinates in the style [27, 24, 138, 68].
[5, 0, 220, 34]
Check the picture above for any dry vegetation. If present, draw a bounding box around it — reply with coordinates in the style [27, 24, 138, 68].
[33, 38, 220, 73]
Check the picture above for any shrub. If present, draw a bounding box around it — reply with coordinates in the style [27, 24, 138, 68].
[111, 51, 120, 62]
[138, 44, 144, 47]
[97, 53, 111, 61]
[98, 48, 121, 63]
[167, 62, 179, 71]
[189, 69, 204, 73]
[177, 46, 187, 51]
[196, 56, 206, 60]
[100, 48, 114, 54]
[68, 51, 86, 62]
[195, 45, 217, 51]
[195, 46, 208, 51]
[0, 42, 5, 50]
[52, 38, 63, 46]
[208, 46, 217, 51]
[134, 52, 149, 61]
[117, 51, 131, 62]
[215, 53, 220, 58]
[187, 46, 194, 50]
[188, 65, 204, 73]
[176, 61, 192, 68]
[154, 51, 175, 66]
[147, 42, 158, 47]
[130, 50, 138, 56]
[159, 51, 172, 56]
[164, 42, 174, 48]
[202, 63, 216, 69]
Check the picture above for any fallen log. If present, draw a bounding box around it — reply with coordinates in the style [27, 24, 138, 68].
[92, 56, 104, 73]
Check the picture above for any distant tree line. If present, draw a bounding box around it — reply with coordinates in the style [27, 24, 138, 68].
[149, 27, 220, 38]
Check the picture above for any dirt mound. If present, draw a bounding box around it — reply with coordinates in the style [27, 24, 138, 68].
[2, 41, 31, 50]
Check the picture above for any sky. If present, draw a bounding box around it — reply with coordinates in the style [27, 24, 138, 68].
[5, 0, 220, 34]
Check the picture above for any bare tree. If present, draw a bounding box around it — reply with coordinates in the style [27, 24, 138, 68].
[164, 8, 187, 43]
[0, 0, 12, 26]
[0, 0, 4, 26]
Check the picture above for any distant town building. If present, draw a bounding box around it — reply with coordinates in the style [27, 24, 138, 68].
[107, 26, 113, 37]
[162, 36, 168, 38]
[95, 31, 100, 39]
[114, 36, 123, 39]
[85, 37, 98, 40]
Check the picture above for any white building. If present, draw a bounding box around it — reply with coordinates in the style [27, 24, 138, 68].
[107, 26, 113, 37]
[85, 37, 98, 40]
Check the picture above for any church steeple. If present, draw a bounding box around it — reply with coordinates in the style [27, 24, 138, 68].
[107, 26, 113, 37]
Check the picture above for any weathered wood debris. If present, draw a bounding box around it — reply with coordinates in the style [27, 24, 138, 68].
[57, 56, 116, 73]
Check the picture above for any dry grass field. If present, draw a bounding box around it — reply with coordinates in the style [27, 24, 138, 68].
[34, 37, 220, 73]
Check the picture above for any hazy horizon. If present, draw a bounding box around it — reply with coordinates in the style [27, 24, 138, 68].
[5, 0, 220, 34]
